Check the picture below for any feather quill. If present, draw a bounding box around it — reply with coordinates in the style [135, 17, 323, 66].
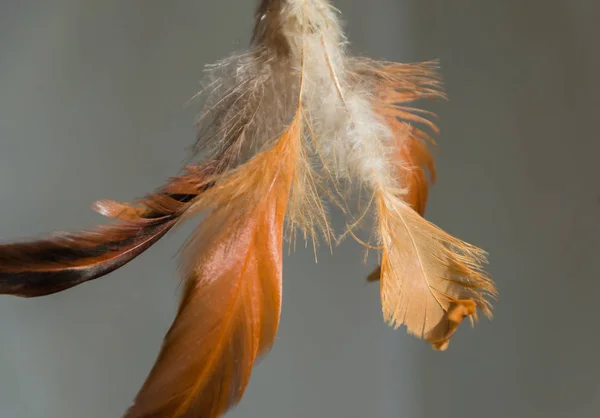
[0, 0, 497, 416]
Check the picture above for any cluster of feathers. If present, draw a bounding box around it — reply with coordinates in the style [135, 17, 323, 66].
[0, 1, 497, 417]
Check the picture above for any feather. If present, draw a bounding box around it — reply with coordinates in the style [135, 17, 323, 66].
[361, 62, 439, 283]
[375, 189, 496, 350]
[291, 9, 496, 348]
[351, 59, 442, 214]
[0, 220, 174, 298]
[350, 57, 496, 350]
[0, 165, 213, 298]
[125, 107, 303, 418]
[0, 1, 498, 416]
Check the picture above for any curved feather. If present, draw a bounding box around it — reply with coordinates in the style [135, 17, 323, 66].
[363, 60, 442, 215]
[124, 111, 302, 418]
[361, 62, 439, 283]
[349, 60, 495, 348]
[375, 189, 496, 350]
[0, 165, 212, 298]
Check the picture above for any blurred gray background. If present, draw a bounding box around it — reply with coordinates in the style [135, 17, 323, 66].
[0, 0, 599, 417]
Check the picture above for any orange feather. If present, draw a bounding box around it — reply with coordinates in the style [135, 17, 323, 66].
[388, 119, 437, 216]
[124, 111, 303, 418]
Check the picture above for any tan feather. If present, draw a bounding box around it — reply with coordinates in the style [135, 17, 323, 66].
[366, 127, 436, 284]
[350, 59, 495, 348]
[124, 109, 303, 418]
[361, 61, 438, 282]
[375, 188, 496, 350]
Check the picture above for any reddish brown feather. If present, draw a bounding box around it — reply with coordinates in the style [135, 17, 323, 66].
[0, 165, 213, 298]
[0, 220, 176, 298]
[385, 116, 437, 216]
[125, 111, 302, 418]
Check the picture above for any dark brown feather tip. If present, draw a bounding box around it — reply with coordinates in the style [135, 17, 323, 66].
[0, 165, 213, 298]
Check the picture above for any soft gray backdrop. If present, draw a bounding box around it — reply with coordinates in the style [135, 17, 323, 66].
[0, 1, 598, 417]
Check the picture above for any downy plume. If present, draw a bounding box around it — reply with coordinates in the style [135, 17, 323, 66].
[0, 1, 497, 416]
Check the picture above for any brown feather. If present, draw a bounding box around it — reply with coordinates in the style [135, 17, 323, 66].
[124, 110, 303, 418]
[0, 165, 213, 298]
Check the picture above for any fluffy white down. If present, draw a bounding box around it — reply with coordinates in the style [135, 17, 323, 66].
[280, 0, 396, 190]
